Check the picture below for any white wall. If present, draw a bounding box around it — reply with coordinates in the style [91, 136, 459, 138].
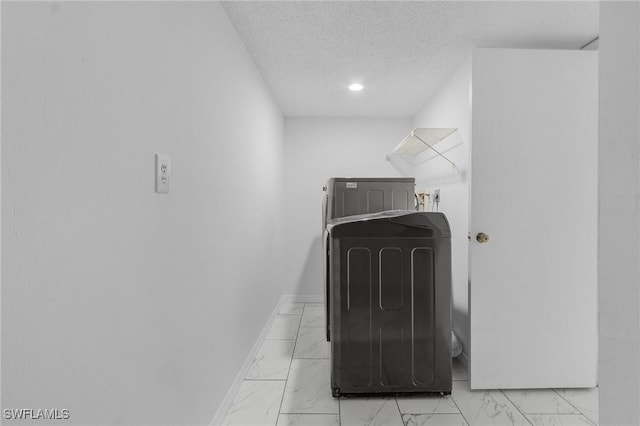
[412, 59, 472, 359]
[598, 2, 640, 424]
[1, 3, 283, 425]
[282, 118, 412, 296]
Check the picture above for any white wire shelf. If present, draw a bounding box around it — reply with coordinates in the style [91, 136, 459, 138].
[386, 128, 463, 177]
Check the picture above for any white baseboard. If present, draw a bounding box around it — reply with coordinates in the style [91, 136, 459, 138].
[209, 296, 287, 426]
[281, 294, 323, 304]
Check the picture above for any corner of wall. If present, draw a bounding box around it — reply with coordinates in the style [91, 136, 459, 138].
[411, 57, 472, 359]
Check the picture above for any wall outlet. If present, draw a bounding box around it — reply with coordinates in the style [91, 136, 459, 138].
[155, 154, 170, 194]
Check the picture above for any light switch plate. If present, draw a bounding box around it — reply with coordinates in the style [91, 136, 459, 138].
[155, 153, 170, 194]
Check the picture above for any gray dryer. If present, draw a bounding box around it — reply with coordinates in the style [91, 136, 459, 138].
[322, 178, 415, 341]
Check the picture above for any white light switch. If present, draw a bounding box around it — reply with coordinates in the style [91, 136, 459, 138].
[155, 154, 170, 194]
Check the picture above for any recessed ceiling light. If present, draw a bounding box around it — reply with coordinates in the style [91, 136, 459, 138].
[349, 83, 364, 91]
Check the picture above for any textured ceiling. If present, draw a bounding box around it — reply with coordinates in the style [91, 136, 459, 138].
[222, 1, 598, 117]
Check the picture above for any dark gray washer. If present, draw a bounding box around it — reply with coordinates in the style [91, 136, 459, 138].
[327, 211, 452, 396]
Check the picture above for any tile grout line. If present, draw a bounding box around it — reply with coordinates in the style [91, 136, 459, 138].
[448, 385, 471, 426]
[268, 315, 303, 340]
[499, 389, 535, 426]
[292, 359, 331, 362]
[293, 357, 330, 360]
[525, 413, 598, 423]
[519, 411, 595, 416]
[551, 389, 580, 412]
[263, 338, 298, 341]
[551, 389, 597, 425]
[275, 302, 305, 421]
[393, 396, 407, 426]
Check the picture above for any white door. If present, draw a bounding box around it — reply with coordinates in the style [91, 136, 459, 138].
[469, 49, 598, 389]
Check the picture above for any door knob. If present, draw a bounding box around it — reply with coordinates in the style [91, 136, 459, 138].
[476, 232, 489, 243]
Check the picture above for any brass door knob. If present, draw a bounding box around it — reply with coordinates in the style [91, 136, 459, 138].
[476, 232, 489, 243]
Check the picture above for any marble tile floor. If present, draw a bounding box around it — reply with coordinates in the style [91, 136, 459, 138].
[221, 303, 599, 426]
